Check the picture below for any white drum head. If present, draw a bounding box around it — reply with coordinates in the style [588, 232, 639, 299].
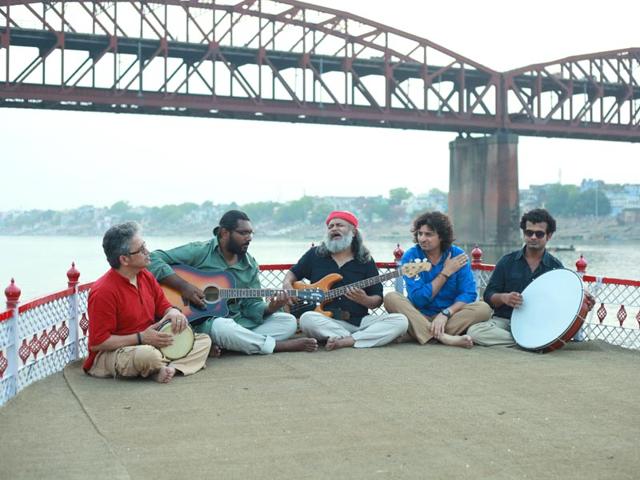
[159, 321, 195, 360]
[511, 269, 584, 350]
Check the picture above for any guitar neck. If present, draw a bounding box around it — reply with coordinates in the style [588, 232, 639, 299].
[325, 269, 400, 300]
[218, 288, 299, 299]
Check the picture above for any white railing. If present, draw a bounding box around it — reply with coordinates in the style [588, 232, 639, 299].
[1, 257, 638, 407]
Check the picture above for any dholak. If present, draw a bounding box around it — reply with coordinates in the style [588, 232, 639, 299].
[511, 269, 589, 353]
[158, 320, 195, 360]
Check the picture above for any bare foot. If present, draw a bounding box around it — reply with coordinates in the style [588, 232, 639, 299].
[438, 333, 474, 349]
[153, 366, 176, 383]
[325, 336, 356, 351]
[209, 343, 222, 358]
[274, 337, 318, 353]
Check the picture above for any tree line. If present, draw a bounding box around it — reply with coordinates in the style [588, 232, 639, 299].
[0, 184, 613, 236]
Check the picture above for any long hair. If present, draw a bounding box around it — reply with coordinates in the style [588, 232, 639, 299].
[317, 228, 372, 263]
[411, 211, 454, 252]
[102, 221, 140, 269]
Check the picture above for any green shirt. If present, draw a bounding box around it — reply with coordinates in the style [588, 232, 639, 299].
[148, 238, 268, 329]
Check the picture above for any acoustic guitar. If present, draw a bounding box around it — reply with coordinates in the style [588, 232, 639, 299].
[160, 264, 325, 324]
[292, 260, 431, 317]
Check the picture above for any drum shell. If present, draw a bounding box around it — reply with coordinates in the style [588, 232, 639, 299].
[533, 294, 589, 353]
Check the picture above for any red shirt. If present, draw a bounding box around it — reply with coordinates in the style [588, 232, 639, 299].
[83, 268, 172, 371]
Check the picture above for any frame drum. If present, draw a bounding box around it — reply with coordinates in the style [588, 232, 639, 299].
[511, 269, 588, 353]
[158, 320, 195, 360]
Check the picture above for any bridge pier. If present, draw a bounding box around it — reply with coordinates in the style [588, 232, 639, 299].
[448, 133, 520, 246]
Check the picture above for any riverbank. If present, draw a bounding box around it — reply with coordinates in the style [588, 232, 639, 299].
[272, 215, 640, 244]
[3, 214, 639, 243]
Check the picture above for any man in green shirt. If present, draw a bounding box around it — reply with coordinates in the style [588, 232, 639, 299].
[149, 210, 318, 355]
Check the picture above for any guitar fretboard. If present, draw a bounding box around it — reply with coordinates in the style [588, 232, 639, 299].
[324, 269, 400, 301]
[218, 288, 300, 299]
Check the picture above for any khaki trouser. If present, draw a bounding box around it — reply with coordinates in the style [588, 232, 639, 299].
[88, 333, 211, 378]
[467, 316, 516, 347]
[383, 292, 492, 345]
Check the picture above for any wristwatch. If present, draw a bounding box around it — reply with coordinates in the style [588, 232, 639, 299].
[441, 308, 453, 319]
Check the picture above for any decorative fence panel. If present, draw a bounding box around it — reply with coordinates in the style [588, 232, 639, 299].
[1, 260, 638, 407]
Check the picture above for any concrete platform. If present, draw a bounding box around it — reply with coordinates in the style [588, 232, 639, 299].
[1, 340, 639, 479]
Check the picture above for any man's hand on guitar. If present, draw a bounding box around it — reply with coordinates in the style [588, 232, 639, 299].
[344, 287, 369, 307]
[266, 291, 290, 314]
[181, 283, 206, 309]
[141, 322, 174, 348]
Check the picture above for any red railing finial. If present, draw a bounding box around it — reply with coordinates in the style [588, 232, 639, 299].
[67, 262, 80, 288]
[471, 244, 483, 264]
[393, 243, 404, 262]
[5, 278, 21, 309]
[576, 254, 588, 273]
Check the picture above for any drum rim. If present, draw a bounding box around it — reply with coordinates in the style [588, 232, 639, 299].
[511, 268, 584, 351]
[158, 319, 195, 360]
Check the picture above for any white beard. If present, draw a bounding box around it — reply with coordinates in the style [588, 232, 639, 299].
[324, 231, 354, 253]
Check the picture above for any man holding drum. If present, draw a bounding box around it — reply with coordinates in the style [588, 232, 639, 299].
[84, 222, 212, 383]
[468, 208, 589, 347]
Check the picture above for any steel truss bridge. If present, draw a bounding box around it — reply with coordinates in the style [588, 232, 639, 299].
[1, 0, 639, 141]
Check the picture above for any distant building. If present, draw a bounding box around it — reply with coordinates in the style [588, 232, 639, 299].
[618, 207, 640, 225]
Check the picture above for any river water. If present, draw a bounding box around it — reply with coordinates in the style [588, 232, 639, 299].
[1, 235, 639, 303]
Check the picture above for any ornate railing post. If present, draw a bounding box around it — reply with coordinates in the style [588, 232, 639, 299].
[4, 279, 21, 400]
[67, 263, 80, 360]
[393, 244, 404, 293]
[574, 255, 589, 341]
[575, 255, 588, 276]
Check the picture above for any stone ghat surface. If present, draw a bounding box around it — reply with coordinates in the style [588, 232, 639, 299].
[1, 340, 639, 480]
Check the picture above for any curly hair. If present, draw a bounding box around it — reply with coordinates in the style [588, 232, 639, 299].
[519, 208, 556, 234]
[411, 211, 455, 252]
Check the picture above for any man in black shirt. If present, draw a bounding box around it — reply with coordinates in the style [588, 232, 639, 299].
[468, 209, 565, 346]
[283, 211, 408, 351]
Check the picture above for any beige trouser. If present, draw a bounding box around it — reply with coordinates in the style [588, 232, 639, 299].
[467, 316, 516, 347]
[383, 292, 492, 345]
[88, 333, 212, 378]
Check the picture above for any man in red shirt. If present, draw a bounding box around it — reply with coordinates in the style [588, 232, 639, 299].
[84, 222, 212, 383]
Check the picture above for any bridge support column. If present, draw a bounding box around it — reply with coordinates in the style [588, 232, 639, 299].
[448, 133, 520, 246]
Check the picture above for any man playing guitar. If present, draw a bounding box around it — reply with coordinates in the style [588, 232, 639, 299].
[283, 211, 408, 351]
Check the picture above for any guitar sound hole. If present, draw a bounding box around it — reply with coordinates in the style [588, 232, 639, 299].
[203, 286, 220, 303]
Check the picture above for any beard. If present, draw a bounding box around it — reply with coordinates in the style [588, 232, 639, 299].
[324, 231, 354, 254]
[227, 235, 249, 256]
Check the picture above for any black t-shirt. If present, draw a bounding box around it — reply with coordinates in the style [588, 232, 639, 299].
[290, 247, 383, 326]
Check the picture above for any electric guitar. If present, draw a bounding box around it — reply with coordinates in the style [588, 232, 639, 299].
[291, 260, 431, 318]
[160, 264, 325, 324]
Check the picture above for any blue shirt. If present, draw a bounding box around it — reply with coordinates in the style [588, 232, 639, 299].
[401, 244, 477, 316]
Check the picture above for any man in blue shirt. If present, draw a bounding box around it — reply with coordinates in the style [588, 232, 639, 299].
[384, 211, 492, 348]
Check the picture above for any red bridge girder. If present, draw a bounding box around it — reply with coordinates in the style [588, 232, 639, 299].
[0, 0, 638, 141]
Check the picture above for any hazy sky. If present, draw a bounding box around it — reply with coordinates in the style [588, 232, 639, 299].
[2, 0, 639, 211]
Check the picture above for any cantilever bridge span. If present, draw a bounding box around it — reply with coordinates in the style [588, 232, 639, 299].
[1, 0, 639, 142]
